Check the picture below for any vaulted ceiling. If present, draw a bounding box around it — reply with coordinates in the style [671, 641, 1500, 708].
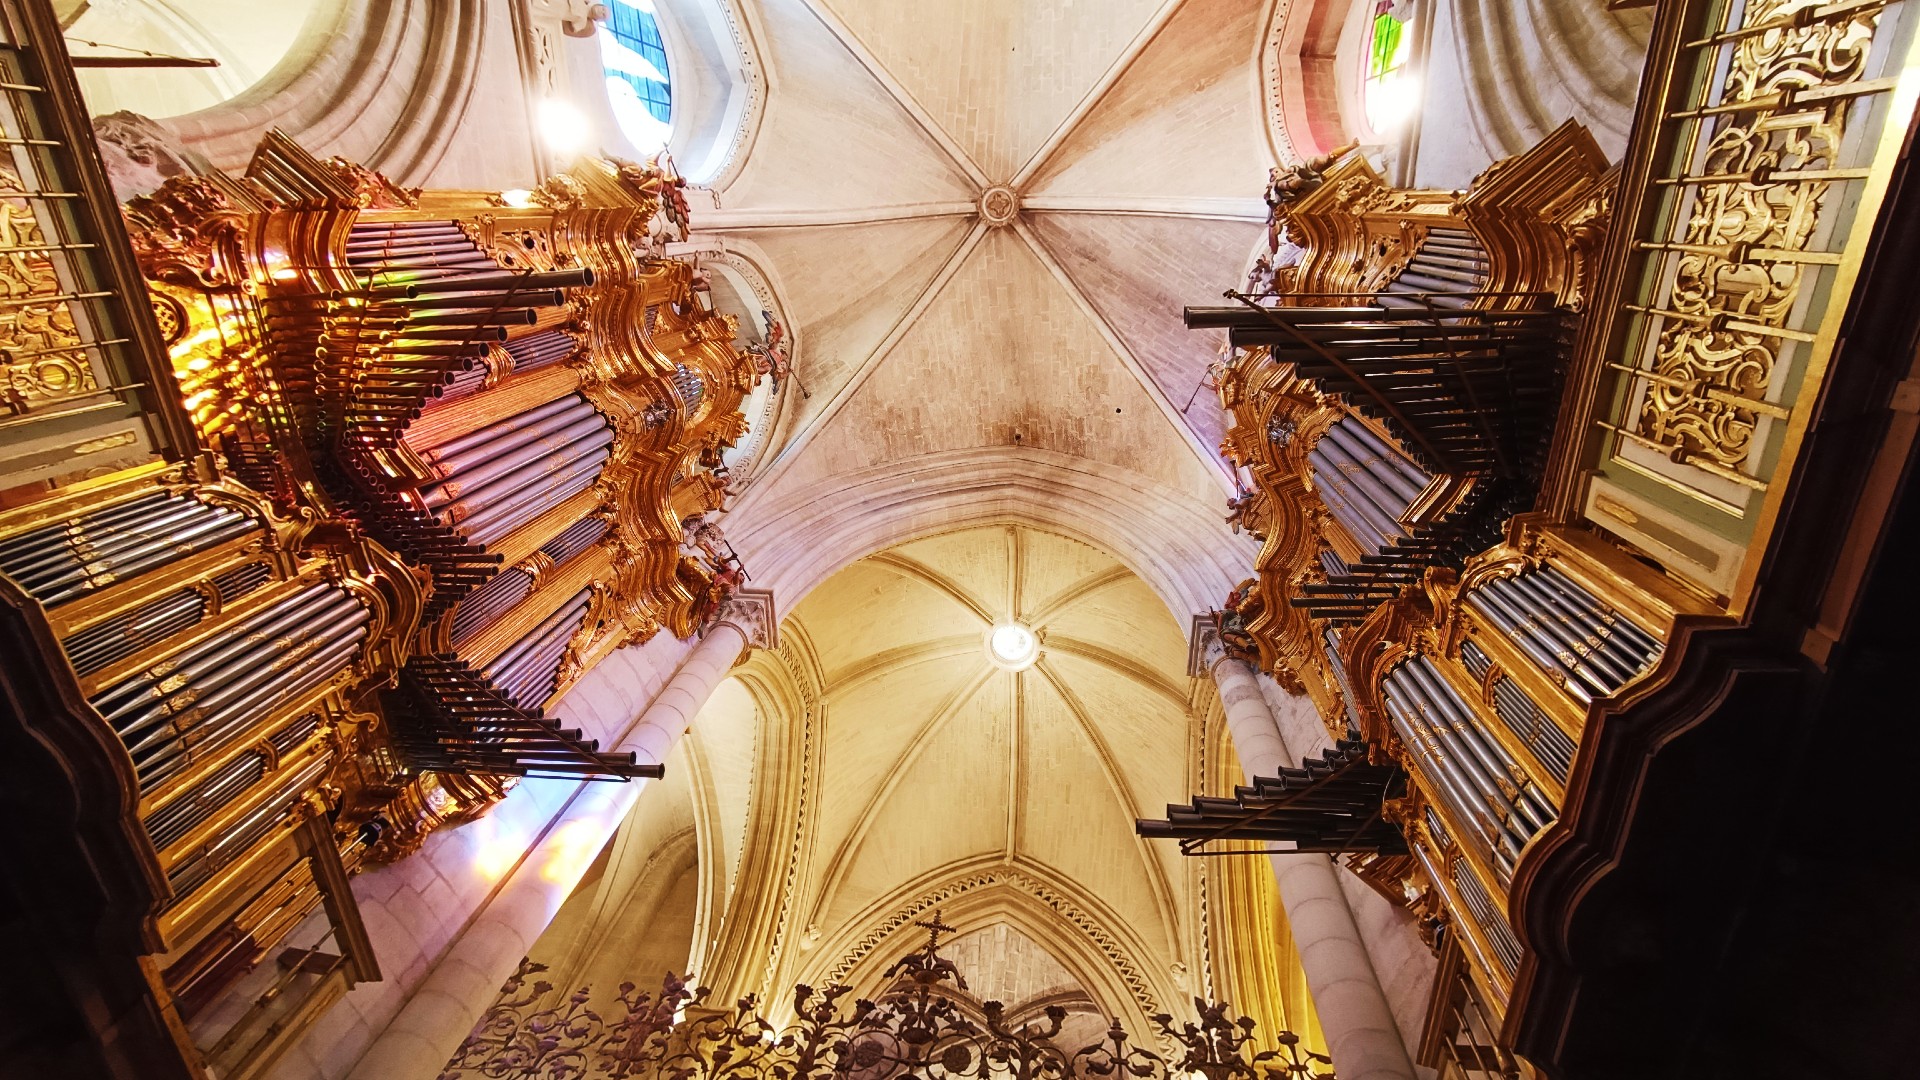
[684, 0, 1286, 1014]
[783, 524, 1201, 1020]
[704, 0, 1280, 547]
[490, 0, 1295, 1029]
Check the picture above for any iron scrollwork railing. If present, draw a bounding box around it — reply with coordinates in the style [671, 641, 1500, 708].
[1575, 0, 1918, 598]
[440, 915, 1335, 1080]
[0, 0, 195, 487]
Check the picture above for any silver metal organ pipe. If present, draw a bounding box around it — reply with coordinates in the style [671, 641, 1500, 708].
[1323, 419, 1430, 505]
[1381, 689, 1520, 876]
[539, 517, 609, 564]
[1398, 659, 1555, 835]
[1311, 433, 1417, 535]
[461, 451, 612, 548]
[1463, 587, 1599, 704]
[449, 568, 537, 646]
[417, 413, 611, 509]
[1475, 579, 1625, 697]
[1309, 449, 1396, 553]
[411, 395, 584, 468]
[1500, 573, 1643, 688]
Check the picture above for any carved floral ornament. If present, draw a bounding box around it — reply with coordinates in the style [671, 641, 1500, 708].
[439, 914, 1333, 1080]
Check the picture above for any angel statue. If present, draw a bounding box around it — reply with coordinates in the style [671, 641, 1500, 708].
[614, 152, 692, 250]
[1262, 141, 1360, 252]
[1214, 578, 1263, 663]
[692, 561, 748, 630]
[1262, 141, 1360, 212]
[682, 514, 731, 570]
[1224, 490, 1267, 540]
[745, 308, 807, 397]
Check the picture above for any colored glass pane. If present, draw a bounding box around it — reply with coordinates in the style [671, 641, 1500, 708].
[1362, 2, 1414, 132]
[601, 0, 673, 152]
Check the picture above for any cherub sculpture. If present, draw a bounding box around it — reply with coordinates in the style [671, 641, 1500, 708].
[745, 308, 808, 397]
[1224, 490, 1267, 540]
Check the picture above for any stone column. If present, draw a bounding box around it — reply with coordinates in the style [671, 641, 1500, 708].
[346, 592, 777, 1080]
[1192, 627, 1417, 1080]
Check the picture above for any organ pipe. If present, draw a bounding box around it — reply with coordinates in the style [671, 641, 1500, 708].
[0, 120, 759, 1079]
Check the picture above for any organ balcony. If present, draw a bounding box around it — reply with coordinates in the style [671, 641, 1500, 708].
[1143, 0, 1920, 1072]
[0, 12, 760, 1072]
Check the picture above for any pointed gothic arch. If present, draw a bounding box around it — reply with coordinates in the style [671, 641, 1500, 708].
[799, 859, 1185, 1047]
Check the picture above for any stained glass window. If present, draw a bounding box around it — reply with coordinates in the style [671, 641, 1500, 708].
[601, 0, 674, 153]
[1363, 0, 1415, 133]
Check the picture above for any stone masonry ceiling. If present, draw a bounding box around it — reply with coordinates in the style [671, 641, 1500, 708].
[701, 0, 1285, 559]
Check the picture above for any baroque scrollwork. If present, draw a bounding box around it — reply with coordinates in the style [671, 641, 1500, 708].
[0, 165, 96, 414]
[1632, 0, 1881, 471]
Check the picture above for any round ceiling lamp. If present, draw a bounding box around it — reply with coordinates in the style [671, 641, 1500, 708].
[985, 621, 1039, 671]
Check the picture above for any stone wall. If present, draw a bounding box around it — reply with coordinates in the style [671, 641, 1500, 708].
[1410, 0, 1651, 188]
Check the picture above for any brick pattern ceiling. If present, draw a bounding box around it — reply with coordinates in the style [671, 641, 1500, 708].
[704, 0, 1283, 526]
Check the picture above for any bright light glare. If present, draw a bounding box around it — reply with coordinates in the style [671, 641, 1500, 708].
[987, 623, 1039, 670]
[1365, 74, 1420, 133]
[469, 815, 524, 882]
[604, 75, 672, 154]
[539, 98, 593, 157]
[499, 188, 535, 208]
[540, 818, 604, 885]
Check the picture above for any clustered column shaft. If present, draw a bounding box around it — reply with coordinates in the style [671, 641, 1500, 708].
[347, 613, 761, 1080]
[1209, 652, 1418, 1080]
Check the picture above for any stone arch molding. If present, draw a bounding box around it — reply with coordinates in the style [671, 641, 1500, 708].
[650, 0, 769, 187]
[731, 447, 1249, 627]
[691, 644, 820, 1005]
[142, 0, 769, 192]
[1262, 0, 1347, 162]
[159, 2, 491, 184]
[67, 0, 344, 120]
[804, 862, 1178, 1049]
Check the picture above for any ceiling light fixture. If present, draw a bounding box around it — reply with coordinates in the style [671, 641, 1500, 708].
[985, 621, 1039, 671]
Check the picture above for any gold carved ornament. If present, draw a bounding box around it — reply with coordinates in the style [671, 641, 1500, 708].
[1632, 1, 1880, 473]
[0, 165, 97, 415]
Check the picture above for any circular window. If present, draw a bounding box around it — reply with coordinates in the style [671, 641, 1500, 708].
[985, 622, 1040, 672]
[600, 0, 674, 154]
[1362, 1, 1417, 134]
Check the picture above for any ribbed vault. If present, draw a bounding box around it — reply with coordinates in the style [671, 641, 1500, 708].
[774, 523, 1203, 1032]
[704, 0, 1282, 599]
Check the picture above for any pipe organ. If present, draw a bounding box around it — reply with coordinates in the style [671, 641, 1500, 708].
[0, 62, 758, 1074]
[1152, 125, 1685, 1066]
[1145, 0, 1920, 1060]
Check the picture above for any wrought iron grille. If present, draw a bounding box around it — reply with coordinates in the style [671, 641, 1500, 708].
[440, 913, 1335, 1080]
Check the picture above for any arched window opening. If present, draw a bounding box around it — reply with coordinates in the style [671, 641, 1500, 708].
[1362, 1, 1416, 134]
[601, 0, 674, 155]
